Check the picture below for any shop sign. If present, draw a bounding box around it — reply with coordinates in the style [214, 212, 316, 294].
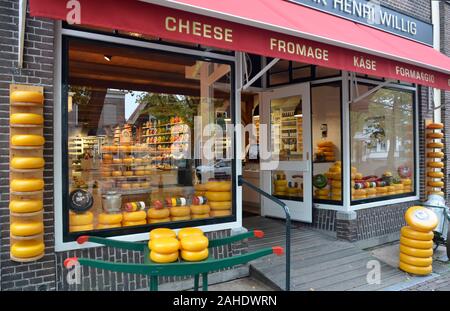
[287, 0, 433, 46]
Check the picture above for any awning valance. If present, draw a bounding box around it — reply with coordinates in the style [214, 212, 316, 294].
[30, 0, 450, 90]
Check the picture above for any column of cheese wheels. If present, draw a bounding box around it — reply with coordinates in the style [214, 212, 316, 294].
[205, 180, 232, 218]
[194, 183, 208, 197]
[97, 212, 123, 229]
[69, 211, 94, 232]
[323, 162, 341, 200]
[122, 210, 147, 227]
[9, 88, 46, 262]
[178, 227, 209, 262]
[190, 196, 211, 220]
[169, 198, 191, 222]
[317, 141, 335, 162]
[148, 205, 171, 224]
[399, 206, 438, 275]
[148, 228, 180, 263]
[426, 123, 445, 197]
[273, 173, 288, 196]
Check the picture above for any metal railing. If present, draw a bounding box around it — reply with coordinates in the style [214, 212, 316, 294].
[238, 175, 291, 291]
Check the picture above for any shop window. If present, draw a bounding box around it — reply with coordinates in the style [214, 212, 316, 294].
[311, 83, 342, 203]
[268, 60, 290, 86]
[350, 85, 415, 203]
[63, 37, 235, 241]
[316, 66, 340, 79]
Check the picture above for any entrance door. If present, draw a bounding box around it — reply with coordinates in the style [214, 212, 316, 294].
[260, 83, 312, 222]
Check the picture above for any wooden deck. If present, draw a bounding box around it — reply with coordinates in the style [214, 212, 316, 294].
[244, 216, 415, 291]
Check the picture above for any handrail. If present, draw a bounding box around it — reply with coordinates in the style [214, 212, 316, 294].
[238, 175, 291, 291]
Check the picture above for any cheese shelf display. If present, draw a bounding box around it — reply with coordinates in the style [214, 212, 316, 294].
[9, 85, 45, 262]
[425, 122, 445, 197]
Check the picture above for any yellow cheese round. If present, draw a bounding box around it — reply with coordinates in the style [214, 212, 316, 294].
[331, 195, 342, 201]
[181, 249, 209, 262]
[69, 212, 94, 226]
[170, 206, 191, 217]
[331, 180, 342, 188]
[426, 123, 444, 129]
[401, 179, 412, 186]
[180, 235, 209, 252]
[316, 195, 330, 200]
[9, 200, 43, 213]
[331, 188, 342, 196]
[149, 228, 176, 240]
[171, 216, 191, 222]
[10, 113, 44, 125]
[11, 91, 44, 104]
[274, 180, 288, 187]
[122, 220, 147, 227]
[148, 217, 171, 224]
[96, 223, 121, 230]
[191, 214, 210, 220]
[150, 251, 178, 263]
[401, 226, 434, 241]
[405, 206, 438, 232]
[205, 191, 232, 202]
[274, 186, 286, 192]
[147, 208, 170, 219]
[69, 224, 94, 232]
[427, 171, 444, 178]
[317, 141, 333, 147]
[427, 181, 444, 188]
[400, 236, 434, 249]
[194, 184, 208, 191]
[11, 179, 44, 192]
[210, 210, 232, 217]
[11, 135, 45, 146]
[315, 189, 329, 196]
[427, 152, 444, 159]
[98, 213, 123, 224]
[11, 157, 45, 170]
[427, 132, 444, 139]
[399, 261, 432, 276]
[11, 240, 45, 258]
[399, 253, 432, 267]
[376, 187, 388, 194]
[427, 142, 444, 149]
[178, 228, 204, 240]
[399, 244, 433, 258]
[205, 181, 231, 192]
[122, 210, 146, 222]
[149, 237, 180, 254]
[427, 161, 444, 168]
[190, 205, 211, 215]
[11, 221, 43, 236]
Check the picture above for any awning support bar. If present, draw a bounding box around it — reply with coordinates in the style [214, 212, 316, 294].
[241, 57, 280, 91]
[349, 78, 395, 104]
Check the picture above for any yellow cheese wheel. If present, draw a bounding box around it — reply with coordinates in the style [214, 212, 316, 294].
[376, 187, 388, 194]
[427, 171, 444, 178]
[190, 205, 211, 215]
[399, 261, 432, 276]
[354, 189, 367, 196]
[399, 253, 432, 267]
[205, 191, 232, 202]
[205, 181, 231, 192]
[178, 228, 204, 240]
[147, 208, 170, 219]
[400, 236, 434, 249]
[11, 135, 45, 146]
[123, 171, 134, 177]
[11, 179, 44, 192]
[274, 180, 288, 187]
[331, 180, 342, 188]
[274, 186, 287, 193]
[11, 157, 45, 170]
[194, 191, 206, 196]
[427, 152, 444, 158]
[9, 200, 43, 213]
[171, 216, 191, 222]
[427, 161, 444, 168]
[149, 228, 176, 240]
[317, 140, 333, 147]
[427, 142, 444, 148]
[426, 123, 444, 129]
[318, 147, 333, 152]
[366, 188, 377, 195]
[329, 166, 341, 173]
[331, 195, 342, 201]
[405, 206, 438, 232]
[148, 217, 171, 224]
[122, 210, 146, 222]
[210, 210, 232, 217]
[316, 195, 330, 200]
[399, 244, 433, 258]
[427, 181, 444, 187]
[11, 221, 43, 236]
[112, 171, 122, 177]
[169, 206, 190, 217]
[122, 220, 147, 227]
[427, 132, 444, 139]
[352, 195, 366, 200]
[331, 189, 342, 196]
[180, 235, 209, 252]
[98, 213, 123, 224]
[401, 179, 412, 186]
[401, 226, 434, 241]
[69, 212, 94, 226]
[11, 91, 44, 104]
[96, 223, 121, 230]
[194, 183, 208, 191]
[181, 249, 209, 262]
[150, 251, 179, 263]
[191, 214, 210, 220]
[354, 173, 363, 180]
[11, 240, 45, 258]
[315, 189, 329, 196]
[69, 224, 94, 232]
[149, 237, 180, 254]
[10, 113, 44, 125]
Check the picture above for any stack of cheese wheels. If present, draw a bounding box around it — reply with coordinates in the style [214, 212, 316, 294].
[205, 180, 232, 218]
[178, 228, 209, 262]
[194, 183, 208, 196]
[399, 206, 438, 275]
[69, 211, 94, 232]
[273, 173, 287, 196]
[148, 207, 171, 224]
[122, 210, 147, 227]
[190, 196, 211, 220]
[324, 162, 342, 201]
[169, 200, 191, 222]
[9, 88, 45, 262]
[148, 228, 180, 263]
[317, 141, 335, 162]
[426, 123, 445, 197]
[97, 212, 123, 229]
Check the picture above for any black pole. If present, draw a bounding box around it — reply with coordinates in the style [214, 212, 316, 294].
[238, 175, 291, 291]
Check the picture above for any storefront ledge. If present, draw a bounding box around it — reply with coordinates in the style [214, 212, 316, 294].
[231, 227, 248, 235]
[353, 232, 401, 250]
[336, 210, 357, 221]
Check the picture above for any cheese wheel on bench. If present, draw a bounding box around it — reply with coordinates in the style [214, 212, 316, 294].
[98, 213, 123, 224]
[10, 113, 44, 125]
[147, 208, 170, 219]
[11, 157, 45, 170]
[169, 206, 190, 217]
[122, 210, 146, 222]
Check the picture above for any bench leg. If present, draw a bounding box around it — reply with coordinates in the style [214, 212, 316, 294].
[149, 276, 158, 291]
[202, 273, 208, 291]
[194, 274, 199, 291]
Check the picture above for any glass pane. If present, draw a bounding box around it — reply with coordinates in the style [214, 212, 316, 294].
[292, 67, 311, 80]
[350, 86, 415, 202]
[271, 95, 303, 161]
[316, 66, 340, 78]
[66, 38, 233, 235]
[312, 83, 342, 202]
[272, 171, 304, 200]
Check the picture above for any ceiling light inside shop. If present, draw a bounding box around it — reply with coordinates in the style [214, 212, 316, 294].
[104, 55, 112, 62]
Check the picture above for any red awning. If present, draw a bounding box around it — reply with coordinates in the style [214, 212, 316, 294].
[30, 0, 450, 90]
